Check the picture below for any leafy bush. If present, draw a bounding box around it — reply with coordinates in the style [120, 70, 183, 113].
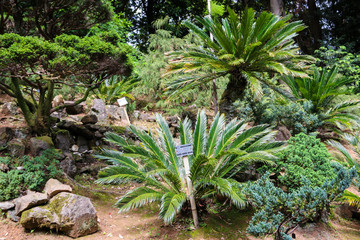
[265, 133, 337, 191]
[235, 88, 321, 134]
[96, 111, 284, 224]
[0, 150, 61, 201]
[315, 46, 360, 90]
[246, 166, 357, 240]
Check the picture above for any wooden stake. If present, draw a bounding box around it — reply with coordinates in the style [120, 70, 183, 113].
[183, 156, 199, 228]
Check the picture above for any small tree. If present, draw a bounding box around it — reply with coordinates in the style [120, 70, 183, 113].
[0, 33, 132, 134]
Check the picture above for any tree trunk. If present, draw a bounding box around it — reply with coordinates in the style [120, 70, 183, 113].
[270, 0, 284, 16]
[219, 73, 247, 118]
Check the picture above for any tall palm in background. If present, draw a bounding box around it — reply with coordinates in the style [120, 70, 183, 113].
[166, 7, 314, 116]
[96, 111, 284, 224]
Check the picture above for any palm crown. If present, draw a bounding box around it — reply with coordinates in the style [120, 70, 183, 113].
[166, 8, 314, 115]
[96, 111, 284, 224]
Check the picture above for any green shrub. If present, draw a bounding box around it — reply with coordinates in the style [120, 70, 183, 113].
[246, 166, 357, 240]
[265, 133, 336, 190]
[0, 149, 61, 201]
[235, 88, 321, 134]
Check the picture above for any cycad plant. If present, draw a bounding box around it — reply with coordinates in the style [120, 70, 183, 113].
[93, 75, 139, 104]
[282, 66, 360, 130]
[166, 7, 314, 115]
[96, 110, 284, 224]
[327, 134, 360, 209]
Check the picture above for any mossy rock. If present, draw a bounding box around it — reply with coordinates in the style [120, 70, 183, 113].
[20, 192, 98, 238]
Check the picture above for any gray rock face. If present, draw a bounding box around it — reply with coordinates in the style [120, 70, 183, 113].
[7, 139, 25, 157]
[60, 157, 77, 178]
[15, 192, 48, 216]
[91, 99, 107, 123]
[20, 192, 98, 238]
[54, 130, 72, 152]
[81, 114, 98, 124]
[44, 179, 72, 198]
[0, 201, 15, 211]
[106, 105, 121, 120]
[29, 136, 53, 156]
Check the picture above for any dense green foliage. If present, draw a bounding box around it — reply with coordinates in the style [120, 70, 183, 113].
[315, 46, 360, 90]
[246, 166, 357, 240]
[268, 133, 336, 190]
[0, 33, 132, 133]
[166, 7, 314, 115]
[282, 66, 360, 130]
[235, 89, 321, 134]
[96, 111, 283, 224]
[0, 150, 61, 201]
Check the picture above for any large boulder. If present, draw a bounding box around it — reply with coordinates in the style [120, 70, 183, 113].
[20, 192, 98, 238]
[29, 136, 54, 156]
[15, 192, 48, 216]
[43, 179, 72, 198]
[7, 139, 25, 157]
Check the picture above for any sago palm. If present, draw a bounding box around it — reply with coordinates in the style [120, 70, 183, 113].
[282, 66, 360, 129]
[166, 7, 314, 115]
[96, 110, 284, 224]
[327, 134, 360, 210]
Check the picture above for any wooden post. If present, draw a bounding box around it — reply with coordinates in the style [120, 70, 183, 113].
[183, 156, 199, 228]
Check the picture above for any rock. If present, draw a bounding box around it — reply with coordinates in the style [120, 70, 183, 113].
[29, 136, 54, 156]
[94, 131, 103, 138]
[71, 145, 79, 152]
[0, 127, 13, 146]
[139, 112, 156, 122]
[0, 163, 9, 172]
[1, 102, 18, 115]
[7, 139, 25, 157]
[0, 201, 15, 211]
[7, 209, 20, 222]
[54, 129, 72, 152]
[77, 136, 89, 152]
[52, 95, 64, 108]
[15, 192, 48, 216]
[60, 156, 77, 177]
[91, 99, 107, 123]
[44, 179, 72, 198]
[14, 128, 29, 139]
[106, 105, 121, 120]
[335, 204, 357, 219]
[85, 124, 100, 131]
[81, 114, 98, 124]
[65, 101, 84, 115]
[275, 126, 292, 141]
[132, 110, 140, 120]
[21, 192, 98, 238]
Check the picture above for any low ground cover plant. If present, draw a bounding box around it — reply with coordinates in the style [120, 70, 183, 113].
[0, 149, 61, 201]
